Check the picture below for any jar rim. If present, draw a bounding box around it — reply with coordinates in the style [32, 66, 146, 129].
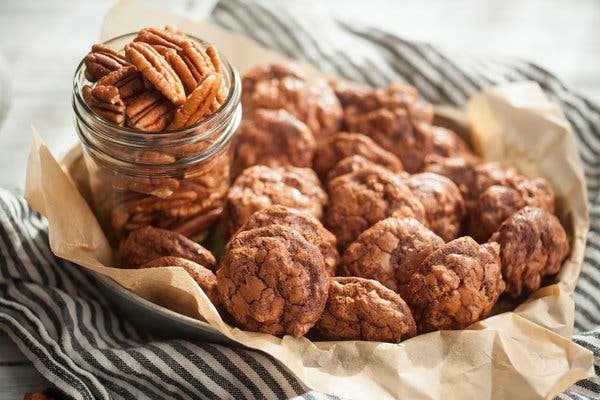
[72, 31, 241, 144]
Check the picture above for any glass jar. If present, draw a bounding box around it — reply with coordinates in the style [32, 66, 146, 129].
[72, 33, 241, 244]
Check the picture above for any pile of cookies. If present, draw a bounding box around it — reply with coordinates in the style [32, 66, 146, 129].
[80, 27, 232, 243]
[108, 56, 570, 342]
[216, 62, 568, 342]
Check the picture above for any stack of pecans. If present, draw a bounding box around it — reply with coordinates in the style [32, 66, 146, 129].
[80, 26, 233, 243]
[83, 25, 225, 131]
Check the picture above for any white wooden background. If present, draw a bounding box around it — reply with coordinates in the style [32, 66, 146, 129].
[0, 0, 599, 398]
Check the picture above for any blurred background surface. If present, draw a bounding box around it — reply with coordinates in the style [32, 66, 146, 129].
[0, 0, 599, 397]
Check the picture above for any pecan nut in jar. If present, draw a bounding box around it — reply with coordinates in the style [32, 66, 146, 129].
[73, 28, 241, 243]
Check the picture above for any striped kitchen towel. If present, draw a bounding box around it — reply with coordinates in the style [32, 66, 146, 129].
[1, 0, 598, 399]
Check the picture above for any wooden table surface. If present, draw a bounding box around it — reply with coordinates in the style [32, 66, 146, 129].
[0, 0, 599, 398]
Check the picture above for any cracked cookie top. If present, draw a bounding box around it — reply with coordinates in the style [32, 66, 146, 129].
[338, 217, 443, 298]
[217, 225, 329, 337]
[326, 167, 426, 249]
[489, 206, 569, 298]
[222, 165, 327, 238]
[314, 276, 416, 343]
[406, 236, 505, 332]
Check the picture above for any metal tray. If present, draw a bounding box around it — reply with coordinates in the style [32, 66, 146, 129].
[94, 272, 234, 344]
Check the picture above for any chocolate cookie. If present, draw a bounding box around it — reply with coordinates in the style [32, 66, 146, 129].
[238, 205, 339, 275]
[470, 162, 520, 200]
[328, 78, 371, 108]
[469, 177, 555, 242]
[233, 108, 316, 174]
[217, 225, 329, 337]
[489, 207, 569, 298]
[429, 125, 474, 159]
[405, 172, 466, 241]
[242, 63, 342, 140]
[406, 237, 505, 332]
[343, 83, 434, 173]
[222, 165, 327, 238]
[241, 62, 305, 95]
[423, 154, 481, 209]
[326, 155, 403, 182]
[141, 256, 219, 305]
[313, 132, 403, 180]
[338, 217, 443, 298]
[117, 225, 216, 270]
[313, 277, 416, 343]
[326, 167, 426, 249]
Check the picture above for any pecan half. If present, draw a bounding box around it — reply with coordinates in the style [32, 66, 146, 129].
[84, 44, 131, 82]
[112, 190, 197, 215]
[82, 85, 125, 125]
[136, 150, 176, 164]
[125, 90, 175, 132]
[111, 173, 180, 198]
[205, 45, 222, 74]
[164, 49, 197, 94]
[180, 40, 215, 83]
[125, 41, 186, 105]
[135, 27, 187, 53]
[168, 74, 221, 130]
[167, 206, 223, 238]
[97, 66, 145, 105]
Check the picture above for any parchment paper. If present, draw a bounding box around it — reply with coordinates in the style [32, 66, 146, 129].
[23, 1, 594, 398]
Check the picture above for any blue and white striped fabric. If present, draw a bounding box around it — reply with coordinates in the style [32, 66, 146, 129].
[1, 0, 598, 398]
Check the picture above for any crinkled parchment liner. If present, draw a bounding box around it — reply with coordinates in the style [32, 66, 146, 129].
[23, 1, 594, 399]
